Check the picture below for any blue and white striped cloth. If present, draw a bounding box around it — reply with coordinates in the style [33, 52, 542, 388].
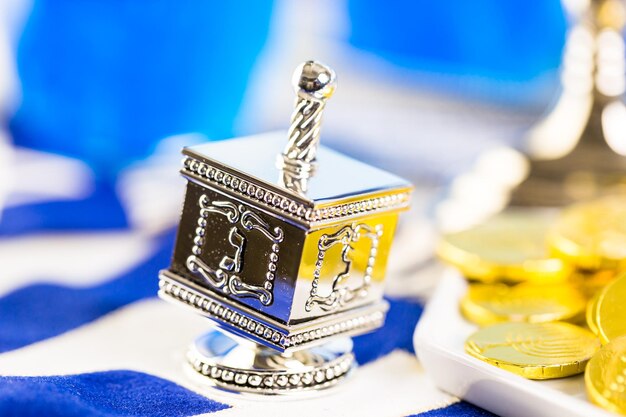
[0, 149, 497, 417]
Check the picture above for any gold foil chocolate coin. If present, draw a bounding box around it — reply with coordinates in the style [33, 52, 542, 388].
[585, 336, 626, 415]
[586, 290, 601, 336]
[548, 195, 626, 270]
[571, 269, 618, 299]
[438, 210, 569, 284]
[596, 273, 626, 344]
[460, 283, 586, 326]
[465, 322, 600, 379]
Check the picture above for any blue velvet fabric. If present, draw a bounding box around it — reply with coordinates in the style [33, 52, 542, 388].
[0, 183, 127, 236]
[0, 231, 173, 353]
[10, 0, 274, 179]
[410, 401, 498, 417]
[353, 297, 423, 365]
[0, 371, 229, 417]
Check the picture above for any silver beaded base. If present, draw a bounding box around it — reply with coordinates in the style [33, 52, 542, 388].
[187, 330, 355, 395]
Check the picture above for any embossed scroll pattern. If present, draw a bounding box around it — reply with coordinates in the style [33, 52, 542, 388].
[187, 195, 283, 306]
[306, 223, 383, 312]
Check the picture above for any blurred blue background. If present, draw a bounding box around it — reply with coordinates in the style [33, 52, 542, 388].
[8, 1, 275, 178]
[347, 0, 565, 82]
[2, 0, 567, 181]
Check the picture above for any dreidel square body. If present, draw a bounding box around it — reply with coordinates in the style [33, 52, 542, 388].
[159, 132, 412, 353]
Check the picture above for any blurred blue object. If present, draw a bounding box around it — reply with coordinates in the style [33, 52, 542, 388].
[0, 182, 127, 236]
[348, 0, 566, 82]
[9, 1, 274, 179]
[0, 371, 228, 417]
[0, 229, 173, 353]
[7, 0, 568, 180]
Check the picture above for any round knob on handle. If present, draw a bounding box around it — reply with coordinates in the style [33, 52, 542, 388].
[279, 60, 336, 194]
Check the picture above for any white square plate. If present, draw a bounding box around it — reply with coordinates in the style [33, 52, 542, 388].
[413, 270, 614, 417]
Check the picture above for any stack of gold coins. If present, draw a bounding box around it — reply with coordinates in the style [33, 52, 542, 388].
[438, 197, 626, 415]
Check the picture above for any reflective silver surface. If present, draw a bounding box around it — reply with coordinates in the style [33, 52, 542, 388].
[186, 330, 354, 395]
[184, 132, 411, 211]
[439, 0, 626, 230]
[159, 271, 387, 353]
[159, 61, 413, 395]
[511, 0, 626, 206]
[279, 61, 337, 194]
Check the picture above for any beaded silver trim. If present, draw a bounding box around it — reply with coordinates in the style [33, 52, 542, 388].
[181, 155, 411, 224]
[158, 273, 386, 352]
[187, 349, 354, 394]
